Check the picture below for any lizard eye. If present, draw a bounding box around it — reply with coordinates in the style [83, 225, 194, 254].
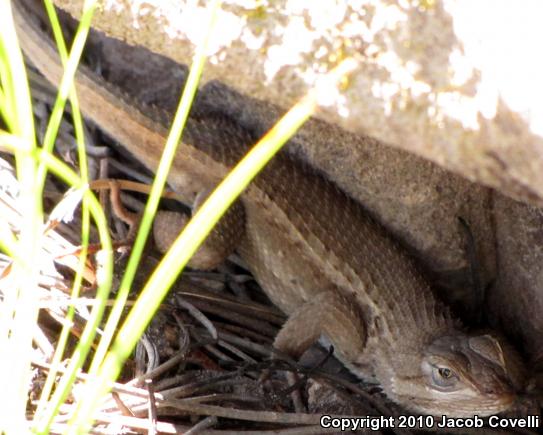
[439, 367, 452, 378]
[431, 366, 459, 389]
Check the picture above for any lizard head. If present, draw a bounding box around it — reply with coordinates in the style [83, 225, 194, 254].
[412, 333, 519, 417]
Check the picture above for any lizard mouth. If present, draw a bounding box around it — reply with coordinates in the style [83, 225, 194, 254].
[473, 375, 516, 407]
[488, 391, 516, 408]
[406, 388, 517, 417]
[462, 391, 516, 417]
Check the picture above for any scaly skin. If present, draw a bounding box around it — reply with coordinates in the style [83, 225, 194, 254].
[12, 0, 525, 417]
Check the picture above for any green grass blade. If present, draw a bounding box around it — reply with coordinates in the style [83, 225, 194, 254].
[88, 0, 223, 375]
[36, 0, 97, 185]
[1, 1, 113, 431]
[34, 0, 96, 425]
[0, 0, 41, 431]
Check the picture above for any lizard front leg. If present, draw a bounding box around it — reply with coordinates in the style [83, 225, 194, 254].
[270, 289, 367, 412]
[274, 289, 366, 363]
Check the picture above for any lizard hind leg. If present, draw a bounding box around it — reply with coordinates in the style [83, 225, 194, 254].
[274, 289, 367, 365]
[153, 190, 246, 270]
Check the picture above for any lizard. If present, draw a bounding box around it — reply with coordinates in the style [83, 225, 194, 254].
[11, 0, 526, 418]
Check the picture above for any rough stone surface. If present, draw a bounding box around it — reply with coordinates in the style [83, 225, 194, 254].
[52, 0, 543, 208]
[488, 194, 543, 363]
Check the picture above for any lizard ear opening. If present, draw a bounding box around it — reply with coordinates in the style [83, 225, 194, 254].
[468, 335, 506, 370]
